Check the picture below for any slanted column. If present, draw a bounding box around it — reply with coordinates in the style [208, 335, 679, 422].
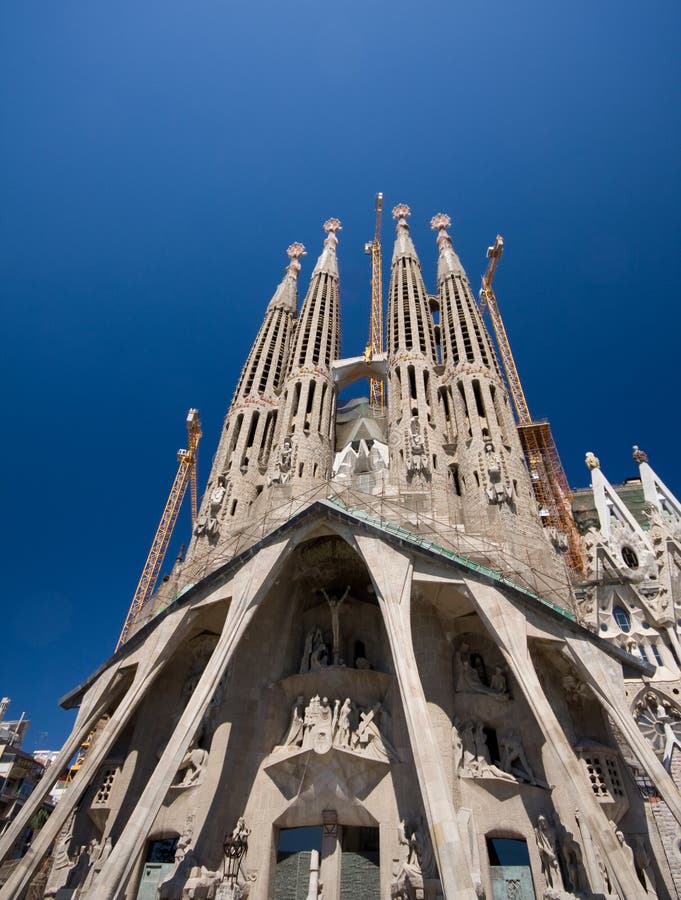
[469, 581, 649, 900]
[0, 606, 194, 900]
[83, 537, 289, 900]
[563, 635, 681, 823]
[0, 663, 119, 866]
[354, 535, 477, 899]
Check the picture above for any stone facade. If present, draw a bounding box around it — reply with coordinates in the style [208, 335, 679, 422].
[2, 205, 680, 900]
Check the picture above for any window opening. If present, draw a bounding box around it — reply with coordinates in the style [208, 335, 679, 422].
[613, 606, 631, 633]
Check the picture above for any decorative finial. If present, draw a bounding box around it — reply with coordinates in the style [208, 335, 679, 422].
[285, 242, 306, 278]
[392, 204, 411, 222]
[585, 451, 600, 471]
[430, 213, 451, 232]
[632, 445, 649, 464]
[323, 218, 342, 234]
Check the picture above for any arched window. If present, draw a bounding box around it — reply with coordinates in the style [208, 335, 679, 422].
[613, 606, 631, 633]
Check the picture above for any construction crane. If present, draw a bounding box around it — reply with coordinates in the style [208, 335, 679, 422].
[479, 241, 585, 574]
[116, 408, 202, 650]
[364, 192, 384, 411]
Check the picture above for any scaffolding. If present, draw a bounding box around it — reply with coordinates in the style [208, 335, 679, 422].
[479, 238, 585, 574]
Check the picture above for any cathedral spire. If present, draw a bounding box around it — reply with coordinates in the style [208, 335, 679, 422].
[312, 218, 342, 278]
[391, 203, 419, 264]
[431, 212, 498, 374]
[267, 242, 306, 313]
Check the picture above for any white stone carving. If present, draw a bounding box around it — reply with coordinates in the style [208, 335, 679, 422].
[322, 585, 350, 665]
[455, 644, 510, 700]
[277, 694, 395, 762]
[535, 815, 563, 892]
[174, 746, 209, 788]
[391, 816, 436, 898]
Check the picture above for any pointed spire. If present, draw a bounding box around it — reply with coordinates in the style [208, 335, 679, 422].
[267, 242, 306, 313]
[312, 218, 342, 278]
[391, 204, 419, 263]
[633, 445, 681, 522]
[430, 213, 464, 281]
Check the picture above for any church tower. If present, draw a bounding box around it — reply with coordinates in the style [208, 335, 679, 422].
[386, 205, 444, 499]
[5, 202, 681, 900]
[189, 242, 305, 554]
[268, 218, 342, 493]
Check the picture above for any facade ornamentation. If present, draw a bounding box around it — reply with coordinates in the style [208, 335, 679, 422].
[277, 694, 396, 762]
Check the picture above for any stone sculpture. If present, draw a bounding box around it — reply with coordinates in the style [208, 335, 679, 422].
[499, 734, 540, 785]
[322, 585, 350, 664]
[391, 815, 437, 898]
[269, 437, 293, 485]
[299, 627, 328, 673]
[175, 746, 209, 787]
[278, 694, 395, 762]
[455, 644, 510, 700]
[534, 815, 563, 891]
[44, 810, 77, 897]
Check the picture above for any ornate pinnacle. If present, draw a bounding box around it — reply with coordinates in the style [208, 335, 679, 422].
[632, 445, 649, 464]
[585, 451, 600, 471]
[285, 242, 306, 277]
[323, 218, 342, 234]
[392, 204, 411, 223]
[430, 213, 451, 232]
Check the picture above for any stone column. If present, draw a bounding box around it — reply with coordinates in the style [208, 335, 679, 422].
[354, 535, 478, 900]
[0, 607, 193, 900]
[563, 635, 681, 823]
[84, 538, 289, 900]
[320, 814, 341, 900]
[469, 580, 649, 900]
[0, 662, 119, 867]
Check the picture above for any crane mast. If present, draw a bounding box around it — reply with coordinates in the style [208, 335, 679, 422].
[116, 408, 202, 650]
[479, 242, 585, 574]
[364, 192, 384, 410]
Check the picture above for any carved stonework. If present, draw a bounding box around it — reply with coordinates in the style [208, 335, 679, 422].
[455, 643, 510, 700]
[635, 691, 681, 766]
[173, 745, 209, 788]
[453, 719, 547, 787]
[276, 694, 396, 763]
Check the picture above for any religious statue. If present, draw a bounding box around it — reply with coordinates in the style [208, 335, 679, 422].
[456, 644, 510, 700]
[299, 627, 328, 673]
[175, 745, 209, 787]
[499, 734, 540, 784]
[209, 476, 227, 514]
[44, 811, 77, 897]
[322, 585, 350, 664]
[276, 694, 394, 762]
[534, 815, 563, 891]
[283, 696, 305, 748]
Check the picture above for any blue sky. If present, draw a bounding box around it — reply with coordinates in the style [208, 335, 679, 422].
[1, 1, 679, 749]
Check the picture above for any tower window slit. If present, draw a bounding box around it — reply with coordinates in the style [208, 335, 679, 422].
[291, 382, 301, 418]
[246, 412, 259, 449]
[450, 463, 462, 495]
[472, 380, 486, 418]
[229, 414, 244, 452]
[408, 366, 417, 401]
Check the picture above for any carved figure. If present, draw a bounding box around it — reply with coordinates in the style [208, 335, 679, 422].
[209, 477, 226, 514]
[81, 836, 112, 892]
[270, 438, 293, 485]
[299, 627, 327, 673]
[534, 815, 562, 890]
[303, 695, 334, 754]
[585, 451, 600, 471]
[283, 695, 305, 748]
[175, 746, 209, 787]
[322, 585, 350, 664]
[499, 734, 538, 784]
[44, 811, 77, 897]
[456, 644, 510, 700]
[335, 697, 353, 749]
[352, 702, 395, 761]
[231, 816, 251, 843]
[489, 666, 509, 695]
